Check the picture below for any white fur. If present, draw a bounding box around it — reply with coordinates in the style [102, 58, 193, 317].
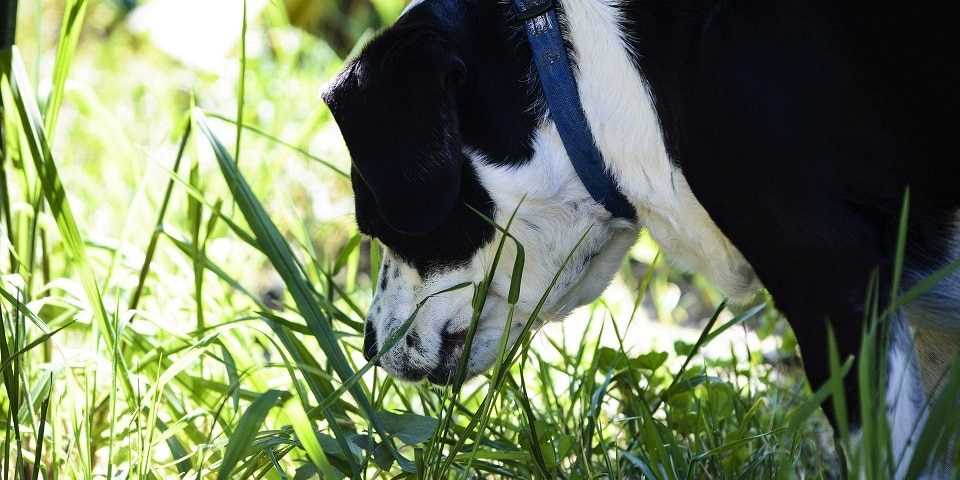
[559, 0, 760, 300]
[886, 325, 927, 479]
[400, 0, 426, 16]
[884, 211, 960, 477]
[366, 0, 759, 381]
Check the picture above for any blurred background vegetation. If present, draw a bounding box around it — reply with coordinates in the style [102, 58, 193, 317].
[103, 0, 405, 57]
[0, 1, 849, 478]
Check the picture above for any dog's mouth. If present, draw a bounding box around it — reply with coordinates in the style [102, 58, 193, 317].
[364, 327, 474, 385]
[364, 295, 529, 385]
[425, 327, 469, 385]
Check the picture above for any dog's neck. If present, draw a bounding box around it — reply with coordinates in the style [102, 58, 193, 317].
[554, 0, 760, 299]
[557, 0, 673, 209]
[554, 0, 717, 190]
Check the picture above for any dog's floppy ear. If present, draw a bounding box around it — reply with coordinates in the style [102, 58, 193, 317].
[323, 27, 468, 235]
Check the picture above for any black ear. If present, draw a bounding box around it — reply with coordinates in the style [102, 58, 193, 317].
[323, 26, 468, 235]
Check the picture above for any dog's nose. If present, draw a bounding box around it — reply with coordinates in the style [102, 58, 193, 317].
[363, 321, 379, 365]
[427, 328, 468, 385]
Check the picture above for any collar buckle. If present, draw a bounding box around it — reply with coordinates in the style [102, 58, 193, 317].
[514, 0, 554, 22]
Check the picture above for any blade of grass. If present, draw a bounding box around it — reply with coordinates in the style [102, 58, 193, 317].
[285, 399, 341, 478]
[0, 303, 25, 477]
[296, 281, 472, 416]
[257, 318, 347, 477]
[890, 188, 910, 303]
[6, 48, 133, 398]
[904, 357, 960, 478]
[886, 257, 960, 316]
[627, 252, 658, 332]
[234, 0, 247, 164]
[369, 239, 381, 298]
[332, 233, 361, 276]
[430, 201, 526, 477]
[787, 355, 853, 433]
[511, 374, 552, 478]
[652, 300, 728, 412]
[43, 0, 87, 140]
[265, 318, 361, 475]
[217, 389, 284, 480]
[129, 118, 191, 310]
[154, 163, 258, 247]
[858, 320, 882, 478]
[194, 109, 411, 471]
[30, 380, 50, 480]
[0, 319, 72, 372]
[0, 284, 51, 332]
[188, 154, 205, 330]
[34, 0, 87, 302]
[438, 211, 594, 476]
[701, 303, 766, 345]
[206, 112, 349, 179]
[165, 234, 263, 304]
[826, 324, 850, 446]
[1, 0, 17, 272]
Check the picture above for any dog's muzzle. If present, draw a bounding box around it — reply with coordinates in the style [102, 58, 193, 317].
[362, 321, 469, 385]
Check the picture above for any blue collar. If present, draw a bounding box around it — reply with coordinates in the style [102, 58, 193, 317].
[512, 0, 637, 221]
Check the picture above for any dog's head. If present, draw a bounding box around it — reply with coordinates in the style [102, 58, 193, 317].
[323, 0, 638, 384]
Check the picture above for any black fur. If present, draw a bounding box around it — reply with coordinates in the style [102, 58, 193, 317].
[323, 0, 541, 274]
[618, 0, 960, 423]
[363, 320, 379, 362]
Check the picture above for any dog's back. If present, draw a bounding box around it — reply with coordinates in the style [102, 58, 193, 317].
[664, 2, 960, 471]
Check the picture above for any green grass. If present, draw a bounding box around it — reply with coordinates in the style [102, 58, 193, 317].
[2, 1, 959, 478]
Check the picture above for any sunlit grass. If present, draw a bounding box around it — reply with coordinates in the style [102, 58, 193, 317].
[2, 1, 959, 479]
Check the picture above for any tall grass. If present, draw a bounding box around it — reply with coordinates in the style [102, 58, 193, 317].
[2, 1, 959, 479]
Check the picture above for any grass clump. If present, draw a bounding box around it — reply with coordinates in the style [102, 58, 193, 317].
[2, 1, 960, 479]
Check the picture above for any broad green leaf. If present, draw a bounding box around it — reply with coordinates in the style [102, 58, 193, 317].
[379, 411, 439, 446]
[634, 351, 669, 370]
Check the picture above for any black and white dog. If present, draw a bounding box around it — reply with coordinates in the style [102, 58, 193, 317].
[323, 0, 960, 470]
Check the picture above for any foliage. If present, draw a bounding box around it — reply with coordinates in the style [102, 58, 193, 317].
[1, 1, 958, 479]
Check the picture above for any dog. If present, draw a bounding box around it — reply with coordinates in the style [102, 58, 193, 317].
[323, 0, 960, 471]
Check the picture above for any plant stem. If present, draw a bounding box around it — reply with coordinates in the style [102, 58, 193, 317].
[1, 0, 18, 272]
[0, 0, 17, 51]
